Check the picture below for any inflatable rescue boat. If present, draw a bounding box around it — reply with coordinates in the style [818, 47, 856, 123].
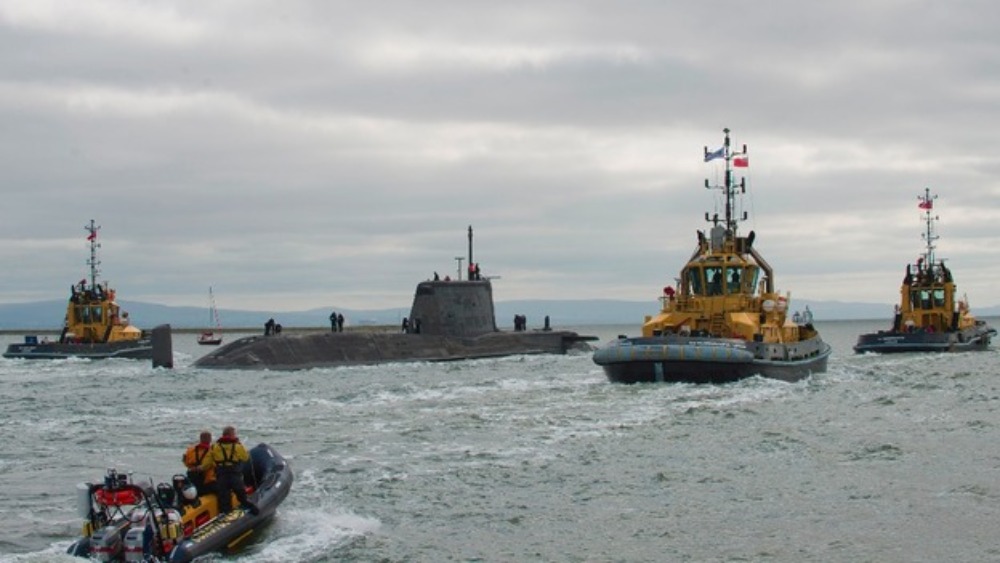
[67, 443, 292, 562]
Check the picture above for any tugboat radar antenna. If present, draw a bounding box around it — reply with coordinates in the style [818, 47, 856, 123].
[919, 187, 939, 266]
[85, 219, 101, 289]
[703, 127, 748, 235]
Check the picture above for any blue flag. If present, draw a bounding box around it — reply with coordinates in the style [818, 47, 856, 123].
[704, 147, 725, 162]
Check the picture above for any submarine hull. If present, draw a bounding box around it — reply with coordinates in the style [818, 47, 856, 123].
[193, 330, 595, 370]
[191, 279, 596, 370]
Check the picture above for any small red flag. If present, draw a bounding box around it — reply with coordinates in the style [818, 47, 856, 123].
[86, 232, 97, 241]
[733, 155, 749, 168]
[918, 200, 933, 210]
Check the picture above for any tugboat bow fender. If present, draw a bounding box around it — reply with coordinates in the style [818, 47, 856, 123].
[593, 339, 754, 365]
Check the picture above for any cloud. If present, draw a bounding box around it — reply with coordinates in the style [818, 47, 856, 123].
[1, 0, 999, 316]
[0, 0, 208, 44]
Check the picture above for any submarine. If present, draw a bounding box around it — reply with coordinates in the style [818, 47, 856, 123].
[190, 227, 597, 371]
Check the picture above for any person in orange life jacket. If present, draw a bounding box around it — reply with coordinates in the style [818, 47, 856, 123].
[200, 426, 259, 515]
[183, 430, 216, 496]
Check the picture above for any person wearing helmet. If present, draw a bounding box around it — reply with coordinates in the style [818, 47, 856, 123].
[201, 426, 259, 515]
[183, 430, 216, 496]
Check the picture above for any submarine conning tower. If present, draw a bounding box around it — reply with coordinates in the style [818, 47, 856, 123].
[408, 225, 497, 337]
[408, 280, 497, 337]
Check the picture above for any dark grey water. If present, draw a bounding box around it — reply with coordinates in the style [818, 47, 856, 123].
[2, 320, 1000, 562]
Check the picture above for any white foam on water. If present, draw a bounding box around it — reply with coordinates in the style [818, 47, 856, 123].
[0, 542, 77, 562]
[236, 507, 381, 562]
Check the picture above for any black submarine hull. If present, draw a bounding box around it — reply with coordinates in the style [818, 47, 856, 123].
[194, 330, 595, 370]
[191, 279, 596, 370]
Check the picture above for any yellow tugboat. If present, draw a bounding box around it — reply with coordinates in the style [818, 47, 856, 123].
[593, 128, 831, 384]
[3, 220, 152, 360]
[854, 189, 996, 353]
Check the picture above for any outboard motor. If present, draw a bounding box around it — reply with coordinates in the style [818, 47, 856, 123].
[123, 509, 151, 562]
[89, 520, 130, 562]
[123, 523, 153, 562]
[122, 507, 183, 560]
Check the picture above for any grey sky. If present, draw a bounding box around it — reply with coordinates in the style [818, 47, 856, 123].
[2, 1, 999, 313]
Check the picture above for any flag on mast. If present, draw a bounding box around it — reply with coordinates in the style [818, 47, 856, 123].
[704, 147, 725, 162]
[733, 154, 749, 167]
[918, 200, 933, 210]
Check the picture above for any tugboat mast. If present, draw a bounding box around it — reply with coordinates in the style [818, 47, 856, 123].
[704, 127, 748, 235]
[85, 219, 101, 290]
[919, 188, 939, 267]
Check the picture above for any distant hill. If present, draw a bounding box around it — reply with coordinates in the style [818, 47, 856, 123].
[4, 297, 989, 332]
[0, 300, 405, 331]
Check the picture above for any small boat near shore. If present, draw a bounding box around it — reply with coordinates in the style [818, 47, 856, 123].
[68, 443, 292, 562]
[854, 189, 996, 353]
[196, 287, 223, 346]
[592, 128, 831, 384]
[196, 332, 223, 346]
[3, 220, 152, 360]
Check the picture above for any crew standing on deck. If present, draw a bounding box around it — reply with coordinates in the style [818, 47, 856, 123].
[201, 426, 259, 515]
[183, 430, 216, 496]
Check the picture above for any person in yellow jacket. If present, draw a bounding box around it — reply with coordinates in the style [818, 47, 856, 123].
[200, 425, 259, 514]
[182, 430, 216, 496]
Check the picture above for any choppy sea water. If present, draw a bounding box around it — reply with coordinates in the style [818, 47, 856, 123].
[2, 319, 1000, 562]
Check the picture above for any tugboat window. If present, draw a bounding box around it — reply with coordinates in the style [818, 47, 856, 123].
[920, 289, 932, 309]
[687, 268, 704, 296]
[91, 306, 103, 322]
[78, 305, 90, 323]
[745, 267, 760, 296]
[705, 266, 723, 296]
[933, 289, 946, 307]
[725, 266, 742, 294]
